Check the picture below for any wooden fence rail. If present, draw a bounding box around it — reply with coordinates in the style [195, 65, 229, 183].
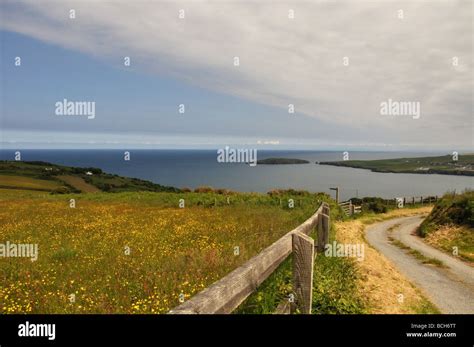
[338, 200, 357, 216]
[169, 202, 330, 314]
[383, 195, 438, 206]
[339, 195, 438, 216]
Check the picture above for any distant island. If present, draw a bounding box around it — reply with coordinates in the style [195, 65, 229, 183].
[319, 154, 474, 177]
[257, 158, 310, 165]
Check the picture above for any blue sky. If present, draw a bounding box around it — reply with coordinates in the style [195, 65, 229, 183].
[1, 31, 343, 149]
[0, 1, 472, 151]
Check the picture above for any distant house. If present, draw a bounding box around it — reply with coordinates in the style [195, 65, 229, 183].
[415, 167, 430, 171]
[85, 171, 93, 176]
[44, 167, 53, 171]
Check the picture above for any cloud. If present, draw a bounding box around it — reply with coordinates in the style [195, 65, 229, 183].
[1, 0, 472, 149]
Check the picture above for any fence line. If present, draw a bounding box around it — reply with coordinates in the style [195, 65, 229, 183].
[169, 202, 330, 314]
[382, 195, 439, 206]
[339, 195, 438, 216]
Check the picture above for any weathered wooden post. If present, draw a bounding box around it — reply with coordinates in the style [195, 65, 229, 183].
[322, 213, 330, 247]
[317, 213, 325, 252]
[292, 232, 314, 314]
[330, 187, 339, 203]
[412, 197, 415, 205]
[317, 204, 330, 252]
[322, 203, 330, 215]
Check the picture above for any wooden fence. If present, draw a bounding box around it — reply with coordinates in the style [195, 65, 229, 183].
[338, 200, 361, 216]
[383, 195, 439, 206]
[339, 195, 439, 216]
[169, 202, 330, 314]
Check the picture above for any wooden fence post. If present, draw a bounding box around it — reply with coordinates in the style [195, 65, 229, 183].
[317, 214, 325, 252]
[292, 232, 314, 314]
[322, 204, 330, 215]
[322, 213, 330, 248]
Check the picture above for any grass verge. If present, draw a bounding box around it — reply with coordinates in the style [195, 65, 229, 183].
[334, 207, 439, 314]
[236, 204, 366, 314]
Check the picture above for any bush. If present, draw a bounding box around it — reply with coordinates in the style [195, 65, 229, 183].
[419, 190, 474, 236]
[194, 186, 214, 193]
[267, 189, 311, 197]
[214, 188, 236, 195]
[352, 197, 390, 214]
[365, 201, 388, 213]
[50, 186, 72, 194]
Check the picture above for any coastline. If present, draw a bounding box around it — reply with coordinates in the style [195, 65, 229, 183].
[318, 162, 474, 177]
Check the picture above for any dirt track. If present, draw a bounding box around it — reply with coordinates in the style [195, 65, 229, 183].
[366, 216, 474, 314]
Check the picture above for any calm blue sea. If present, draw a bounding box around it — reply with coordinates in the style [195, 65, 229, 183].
[1, 149, 472, 201]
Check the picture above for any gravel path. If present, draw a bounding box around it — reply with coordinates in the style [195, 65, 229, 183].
[366, 216, 474, 314]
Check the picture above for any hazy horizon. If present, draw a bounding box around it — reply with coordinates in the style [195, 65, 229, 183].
[0, 146, 467, 154]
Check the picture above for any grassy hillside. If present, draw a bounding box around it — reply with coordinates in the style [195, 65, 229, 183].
[0, 160, 376, 314]
[0, 187, 355, 314]
[257, 158, 309, 164]
[0, 161, 180, 193]
[320, 154, 474, 176]
[56, 175, 101, 193]
[0, 175, 63, 191]
[418, 191, 474, 262]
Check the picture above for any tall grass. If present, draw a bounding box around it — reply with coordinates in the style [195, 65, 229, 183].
[236, 200, 366, 314]
[0, 189, 332, 314]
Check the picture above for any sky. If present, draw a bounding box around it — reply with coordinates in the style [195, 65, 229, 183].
[0, 0, 472, 151]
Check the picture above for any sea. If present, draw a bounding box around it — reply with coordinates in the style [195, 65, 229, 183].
[1, 149, 472, 201]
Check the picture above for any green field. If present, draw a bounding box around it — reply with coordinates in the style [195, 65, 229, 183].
[1, 160, 405, 314]
[320, 154, 474, 176]
[0, 175, 62, 191]
[56, 175, 101, 193]
[0, 183, 366, 314]
[0, 161, 179, 193]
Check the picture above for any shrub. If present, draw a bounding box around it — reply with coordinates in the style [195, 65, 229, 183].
[194, 186, 214, 193]
[50, 186, 72, 194]
[419, 190, 474, 236]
